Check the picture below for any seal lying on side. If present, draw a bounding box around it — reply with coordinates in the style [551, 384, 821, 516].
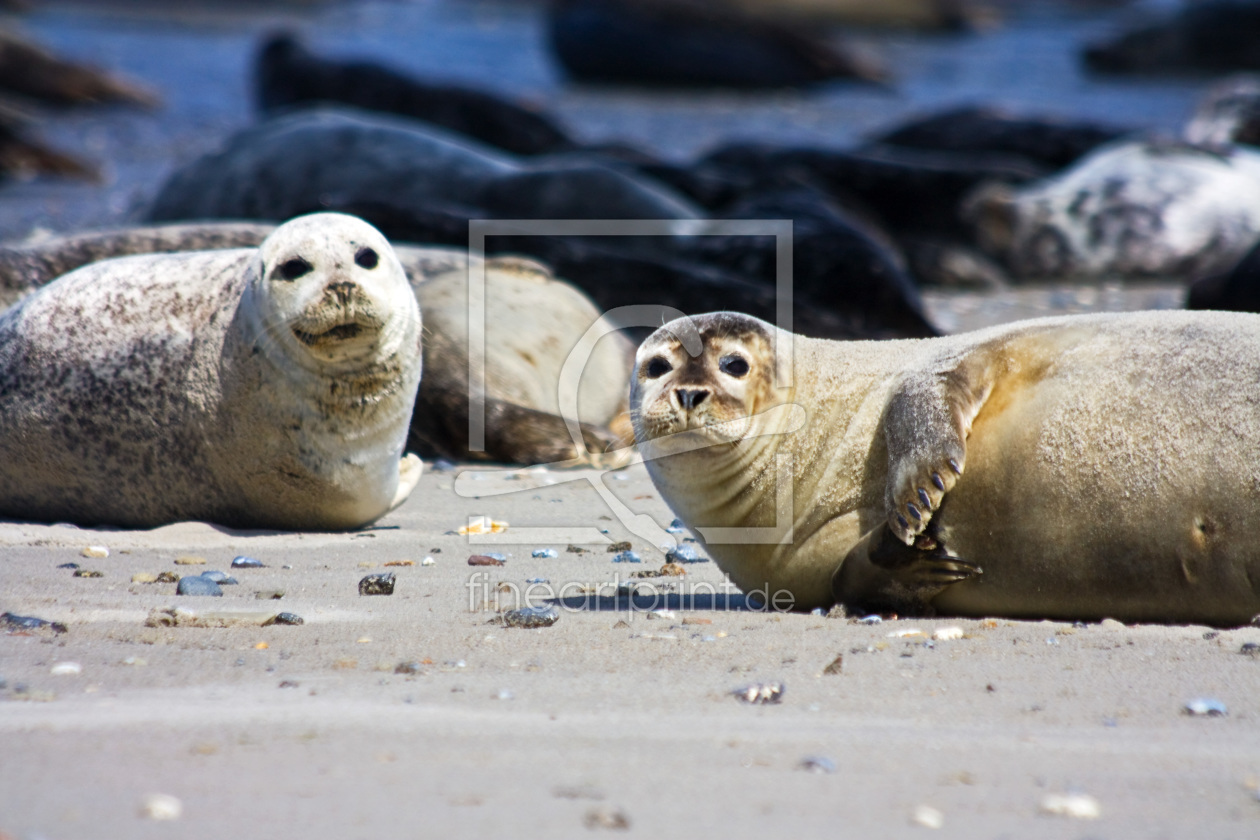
[631, 311, 1260, 625]
[0, 221, 632, 466]
[966, 140, 1260, 281]
[0, 213, 423, 530]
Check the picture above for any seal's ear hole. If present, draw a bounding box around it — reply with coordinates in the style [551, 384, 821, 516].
[355, 247, 379, 270]
[275, 257, 313, 282]
[645, 357, 673, 379]
[719, 354, 750, 378]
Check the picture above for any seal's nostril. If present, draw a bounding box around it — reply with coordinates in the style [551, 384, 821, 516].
[326, 281, 356, 304]
[675, 388, 709, 410]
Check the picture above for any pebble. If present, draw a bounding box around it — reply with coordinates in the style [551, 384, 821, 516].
[611, 551, 642, 564]
[155, 571, 180, 583]
[1184, 697, 1228, 716]
[933, 626, 965, 640]
[199, 570, 238, 585]
[395, 661, 424, 675]
[532, 548, 558, 559]
[1, 612, 68, 634]
[263, 612, 304, 626]
[1240, 642, 1260, 657]
[665, 544, 706, 563]
[733, 682, 784, 705]
[139, 793, 183, 821]
[468, 554, 505, 566]
[822, 654, 844, 675]
[56, 562, 80, 570]
[910, 805, 945, 829]
[646, 609, 676, 620]
[504, 605, 561, 628]
[421, 556, 436, 566]
[359, 573, 396, 596]
[657, 563, 686, 577]
[72, 569, 104, 578]
[121, 656, 147, 666]
[81, 546, 109, 558]
[176, 576, 223, 597]
[665, 518, 686, 534]
[798, 756, 836, 774]
[231, 556, 264, 569]
[606, 541, 632, 553]
[888, 628, 925, 638]
[525, 577, 549, 585]
[1039, 792, 1101, 819]
[254, 590, 285, 600]
[583, 807, 631, 830]
[856, 615, 883, 624]
[174, 555, 206, 566]
[49, 661, 81, 676]
[131, 573, 158, 584]
[384, 559, 415, 567]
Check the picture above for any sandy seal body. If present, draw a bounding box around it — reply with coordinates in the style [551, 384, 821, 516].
[0, 213, 422, 529]
[631, 310, 1260, 625]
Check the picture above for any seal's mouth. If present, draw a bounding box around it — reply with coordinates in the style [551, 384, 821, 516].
[293, 321, 367, 346]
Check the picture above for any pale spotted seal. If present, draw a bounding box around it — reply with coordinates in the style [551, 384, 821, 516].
[966, 140, 1260, 281]
[0, 220, 632, 466]
[0, 213, 423, 529]
[631, 311, 1260, 625]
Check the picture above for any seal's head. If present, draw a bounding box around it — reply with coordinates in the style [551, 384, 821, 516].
[252, 212, 418, 370]
[630, 312, 790, 452]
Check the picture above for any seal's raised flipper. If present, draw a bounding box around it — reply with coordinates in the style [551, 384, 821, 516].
[832, 524, 982, 616]
[883, 350, 1000, 544]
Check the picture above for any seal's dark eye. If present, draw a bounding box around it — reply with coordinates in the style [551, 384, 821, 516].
[645, 357, 672, 378]
[720, 355, 749, 377]
[275, 257, 312, 282]
[355, 247, 379, 270]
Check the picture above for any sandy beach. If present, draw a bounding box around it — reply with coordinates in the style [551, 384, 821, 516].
[2, 1, 1259, 837]
[2, 459, 1260, 838]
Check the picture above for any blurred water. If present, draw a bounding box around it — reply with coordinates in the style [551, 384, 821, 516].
[0, 0, 1216, 241]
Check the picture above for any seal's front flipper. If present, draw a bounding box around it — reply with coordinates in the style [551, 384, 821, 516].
[832, 524, 981, 616]
[883, 352, 1000, 544]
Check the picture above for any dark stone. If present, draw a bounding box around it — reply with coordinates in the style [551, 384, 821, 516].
[231, 555, 264, 568]
[358, 573, 396, 595]
[263, 612, 304, 626]
[503, 605, 561, 628]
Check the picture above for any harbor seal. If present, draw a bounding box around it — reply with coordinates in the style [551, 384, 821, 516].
[0, 220, 632, 466]
[631, 310, 1260, 625]
[966, 140, 1260, 281]
[0, 213, 423, 529]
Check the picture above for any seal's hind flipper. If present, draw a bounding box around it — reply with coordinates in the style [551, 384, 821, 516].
[832, 524, 981, 616]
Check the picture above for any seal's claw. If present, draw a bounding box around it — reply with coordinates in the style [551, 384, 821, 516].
[887, 449, 964, 543]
